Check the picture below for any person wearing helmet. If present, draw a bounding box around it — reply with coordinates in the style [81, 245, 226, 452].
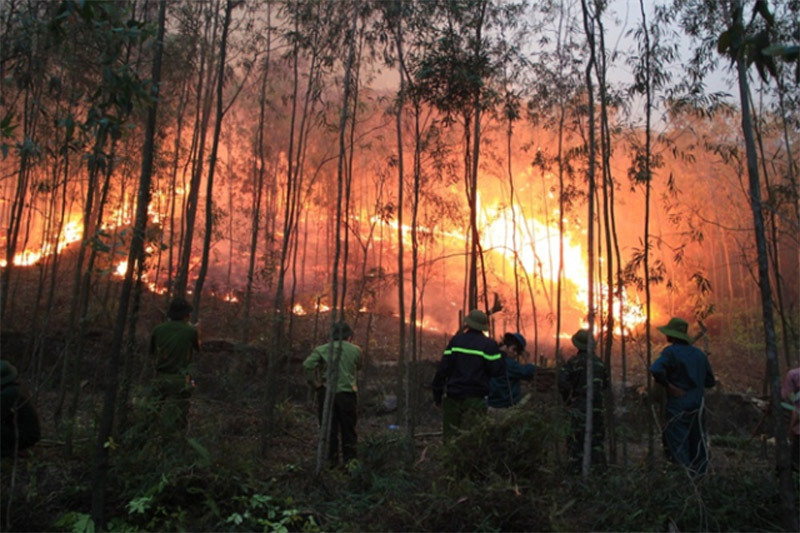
[488, 332, 536, 409]
[432, 309, 506, 440]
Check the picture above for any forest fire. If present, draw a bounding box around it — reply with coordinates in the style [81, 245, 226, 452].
[0, 218, 84, 267]
[1, 1, 798, 531]
[481, 203, 648, 333]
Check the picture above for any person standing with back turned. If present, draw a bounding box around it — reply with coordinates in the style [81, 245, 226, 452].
[150, 297, 201, 440]
[650, 317, 715, 475]
[432, 309, 506, 440]
[559, 328, 609, 472]
[303, 321, 362, 467]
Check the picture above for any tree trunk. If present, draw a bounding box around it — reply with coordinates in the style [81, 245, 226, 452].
[90, 0, 165, 524]
[579, 0, 597, 479]
[731, 2, 796, 527]
[174, 0, 220, 298]
[192, 0, 234, 320]
[316, 0, 359, 475]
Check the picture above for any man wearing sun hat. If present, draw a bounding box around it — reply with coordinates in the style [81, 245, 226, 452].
[650, 316, 716, 475]
[432, 309, 506, 440]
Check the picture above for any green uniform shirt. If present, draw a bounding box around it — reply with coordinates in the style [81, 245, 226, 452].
[150, 320, 200, 375]
[303, 340, 362, 393]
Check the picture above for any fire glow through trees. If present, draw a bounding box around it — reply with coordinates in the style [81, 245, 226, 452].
[0, 0, 796, 356]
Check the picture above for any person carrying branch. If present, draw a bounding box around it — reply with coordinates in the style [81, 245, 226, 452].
[303, 321, 362, 467]
[432, 309, 506, 440]
[650, 317, 715, 475]
[559, 329, 609, 473]
[149, 297, 201, 439]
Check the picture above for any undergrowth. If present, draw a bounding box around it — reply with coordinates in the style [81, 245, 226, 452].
[31, 398, 792, 532]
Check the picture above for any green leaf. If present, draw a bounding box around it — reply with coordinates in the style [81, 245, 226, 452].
[187, 437, 211, 465]
[128, 496, 153, 515]
[762, 44, 800, 60]
[73, 513, 95, 533]
[226, 512, 244, 526]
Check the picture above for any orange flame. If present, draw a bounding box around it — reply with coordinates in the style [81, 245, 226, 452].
[481, 199, 646, 333]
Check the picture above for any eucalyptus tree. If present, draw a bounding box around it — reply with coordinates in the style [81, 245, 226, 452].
[673, 0, 797, 527]
[314, 0, 360, 475]
[627, 0, 679, 466]
[592, 0, 625, 466]
[242, 1, 274, 343]
[749, 1, 799, 368]
[380, 0, 447, 442]
[526, 0, 586, 361]
[39, 0, 152, 455]
[191, 0, 258, 321]
[0, 0, 55, 322]
[579, 0, 599, 478]
[173, 0, 221, 299]
[489, 2, 530, 334]
[262, 0, 350, 454]
[411, 0, 518, 312]
[158, 2, 203, 303]
[89, 0, 166, 526]
[721, 2, 796, 528]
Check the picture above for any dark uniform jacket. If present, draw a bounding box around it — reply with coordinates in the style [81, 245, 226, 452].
[432, 329, 505, 403]
[558, 351, 609, 411]
[1, 361, 41, 457]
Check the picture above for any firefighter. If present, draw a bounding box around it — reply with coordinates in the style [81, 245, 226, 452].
[432, 309, 506, 440]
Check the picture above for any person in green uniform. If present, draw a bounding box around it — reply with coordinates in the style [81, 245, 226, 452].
[1, 360, 41, 458]
[303, 321, 362, 466]
[149, 297, 201, 437]
[558, 329, 609, 472]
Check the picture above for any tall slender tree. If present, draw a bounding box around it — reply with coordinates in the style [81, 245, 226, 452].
[90, 0, 166, 525]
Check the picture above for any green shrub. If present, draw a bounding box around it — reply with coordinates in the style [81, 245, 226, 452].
[441, 406, 562, 483]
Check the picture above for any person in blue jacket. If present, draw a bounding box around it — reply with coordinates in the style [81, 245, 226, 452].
[488, 332, 535, 409]
[650, 317, 715, 475]
[432, 309, 506, 440]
